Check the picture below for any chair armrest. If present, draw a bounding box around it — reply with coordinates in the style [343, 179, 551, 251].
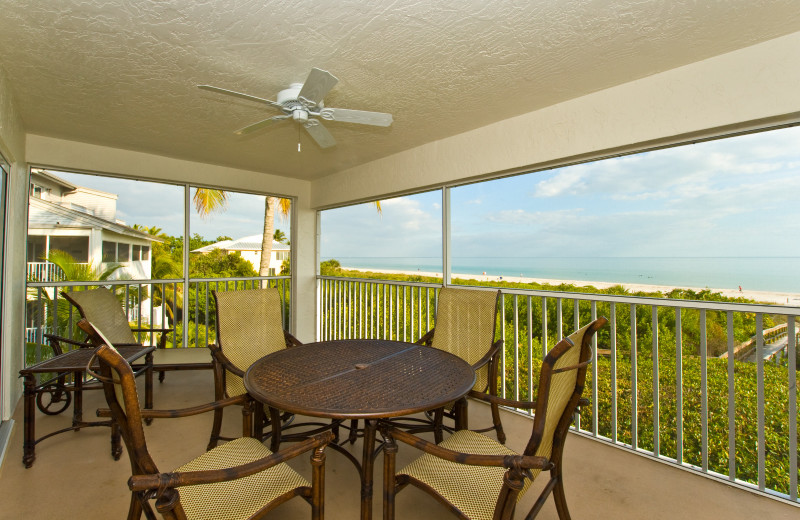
[471, 339, 503, 371]
[415, 329, 435, 346]
[207, 344, 246, 378]
[382, 426, 551, 471]
[468, 390, 590, 412]
[128, 431, 333, 491]
[284, 330, 303, 348]
[42, 333, 90, 356]
[467, 390, 538, 410]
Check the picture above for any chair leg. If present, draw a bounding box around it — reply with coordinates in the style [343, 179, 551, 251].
[551, 467, 571, 520]
[433, 408, 445, 444]
[347, 419, 359, 444]
[383, 434, 398, 520]
[207, 406, 224, 451]
[269, 407, 283, 452]
[491, 401, 506, 444]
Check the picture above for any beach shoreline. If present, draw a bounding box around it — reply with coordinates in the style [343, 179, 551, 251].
[342, 267, 800, 306]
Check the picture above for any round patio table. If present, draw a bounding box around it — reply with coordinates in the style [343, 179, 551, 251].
[244, 338, 475, 520]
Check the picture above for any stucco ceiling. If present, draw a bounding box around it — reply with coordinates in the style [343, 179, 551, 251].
[1, 0, 799, 181]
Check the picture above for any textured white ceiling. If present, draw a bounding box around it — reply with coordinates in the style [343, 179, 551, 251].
[1, 0, 799, 180]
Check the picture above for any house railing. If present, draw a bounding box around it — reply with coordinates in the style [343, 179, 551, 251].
[317, 275, 799, 505]
[25, 276, 291, 367]
[26, 262, 89, 282]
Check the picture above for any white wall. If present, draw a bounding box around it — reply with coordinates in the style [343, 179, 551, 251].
[312, 31, 800, 208]
[25, 135, 317, 342]
[0, 64, 27, 421]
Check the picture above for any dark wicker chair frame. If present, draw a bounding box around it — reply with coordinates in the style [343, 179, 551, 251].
[207, 288, 303, 450]
[34, 287, 163, 417]
[78, 319, 332, 520]
[413, 287, 505, 444]
[381, 317, 607, 520]
[48, 287, 193, 384]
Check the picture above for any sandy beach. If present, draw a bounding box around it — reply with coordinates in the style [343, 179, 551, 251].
[343, 267, 800, 306]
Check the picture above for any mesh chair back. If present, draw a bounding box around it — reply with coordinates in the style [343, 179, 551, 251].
[524, 320, 597, 479]
[213, 288, 288, 396]
[430, 288, 499, 391]
[63, 288, 138, 345]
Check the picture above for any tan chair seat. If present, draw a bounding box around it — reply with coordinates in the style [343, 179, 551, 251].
[176, 437, 310, 520]
[399, 430, 533, 520]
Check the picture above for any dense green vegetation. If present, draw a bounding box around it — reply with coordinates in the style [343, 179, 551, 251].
[319, 263, 799, 497]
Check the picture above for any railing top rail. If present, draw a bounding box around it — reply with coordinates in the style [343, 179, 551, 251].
[317, 275, 800, 315]
[28, 275, 291, 288]
[317, 275, 442, 289]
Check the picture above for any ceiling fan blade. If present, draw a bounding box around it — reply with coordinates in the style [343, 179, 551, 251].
[297, 68, 339, 106]
[234, 116, 288, 136]
[198, 85, 282, 109]
[303, 120, 336, 148]
[323, 108, 393, 127]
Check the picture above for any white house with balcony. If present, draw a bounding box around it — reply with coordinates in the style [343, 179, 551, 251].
[26, 170, 158, 281]
[191, 234, 290, 276]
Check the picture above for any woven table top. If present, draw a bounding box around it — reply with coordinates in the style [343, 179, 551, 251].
[244, 339, 475, 419]
[20, 346, 155, 374]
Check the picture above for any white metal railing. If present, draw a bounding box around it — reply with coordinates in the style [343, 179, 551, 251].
[26, 262, 89, 282]
[25, 276, 291, 366]
[318, 275, 800, 506]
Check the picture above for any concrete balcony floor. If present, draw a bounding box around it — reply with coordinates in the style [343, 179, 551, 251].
[1, 369, 796, 519]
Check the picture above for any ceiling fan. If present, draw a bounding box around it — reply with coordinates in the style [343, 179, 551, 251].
[198, 67, 393, 150]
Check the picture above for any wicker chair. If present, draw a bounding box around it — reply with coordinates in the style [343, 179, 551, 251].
[414, 287, 505, 443]
[382, 317, 607, 520]
[208, 288, 302, 450]
[55, 287, 177, 382]
[78, 320, 331, 520]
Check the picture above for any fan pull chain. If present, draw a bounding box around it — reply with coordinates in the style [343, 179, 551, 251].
[297, 124, 301, 152]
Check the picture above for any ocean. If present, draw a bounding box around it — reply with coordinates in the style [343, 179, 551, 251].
[324, 256, 800, 294]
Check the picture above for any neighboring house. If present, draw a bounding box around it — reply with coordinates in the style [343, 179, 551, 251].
[26, 170, 164, 337]
[27, 169, 159, 281]
[192, 234, 289, 275]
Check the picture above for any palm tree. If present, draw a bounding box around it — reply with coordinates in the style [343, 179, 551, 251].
[272, 229, 287, 244]
[193, 189, 290, 277]
[32, 250, 125, 338]
[44, 249, 123, 282]
[135, 225, 183, 325]
[193, 188, 379, 276]
[259, 197, 291, 276]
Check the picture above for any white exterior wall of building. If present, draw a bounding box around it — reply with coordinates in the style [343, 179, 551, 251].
[62, 187, 117, 221]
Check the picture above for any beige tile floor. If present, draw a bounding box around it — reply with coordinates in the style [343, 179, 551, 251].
[1, 369, 796, 519]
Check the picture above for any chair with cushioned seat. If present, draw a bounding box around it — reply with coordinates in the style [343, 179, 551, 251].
[414, 287, 505, 443]
[381, 317, 607, 520]
[208, 287, 302, 450]
[56, 287, 177, 383]
[79, 319, 331, 520]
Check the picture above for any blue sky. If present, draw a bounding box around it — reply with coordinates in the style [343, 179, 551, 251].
[321, 125, 800, 260]
[49, 174, 289, 241]
[50, 125, 800, 260]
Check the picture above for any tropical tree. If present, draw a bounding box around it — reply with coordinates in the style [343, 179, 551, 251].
[273, 229, 287, 244]
[134, 224, 183, 325]
[41, 249, 124, 283]
[193, 188, 379, 277]
[193, 189, 291, 277]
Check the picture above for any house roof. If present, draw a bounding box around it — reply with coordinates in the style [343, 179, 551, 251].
[27, 198, 161, 242]
[1, 2, 798, 180]
[31, 170, 78, 191]
[192, 234, 289, 253]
